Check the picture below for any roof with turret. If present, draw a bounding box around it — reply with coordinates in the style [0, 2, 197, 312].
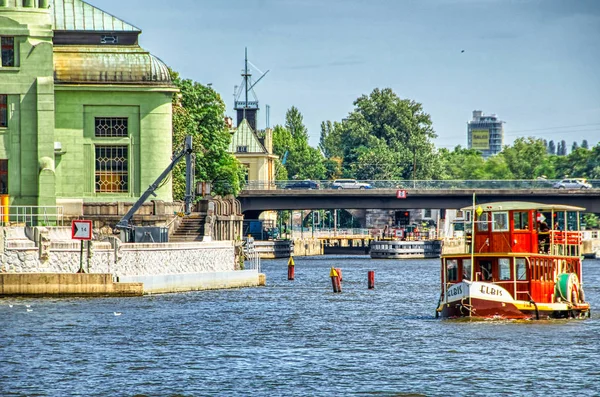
[50, 0, 140, 31]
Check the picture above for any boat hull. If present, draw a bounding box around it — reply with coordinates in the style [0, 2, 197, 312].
[437, 281, 590, 320]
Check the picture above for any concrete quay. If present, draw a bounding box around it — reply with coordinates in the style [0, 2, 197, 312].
[0, 226, 265, 297]
[0, 273, 143, 297]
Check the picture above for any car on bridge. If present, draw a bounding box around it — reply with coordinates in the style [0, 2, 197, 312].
[331, 179, 373, 189]
[285, 180, 320, 190]
[553, 178, 592, 190]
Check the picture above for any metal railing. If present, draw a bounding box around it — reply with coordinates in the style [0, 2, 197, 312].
[242, 179, 600, 191]
[0, 206, 64, 226]
[242, 238, 261, 271]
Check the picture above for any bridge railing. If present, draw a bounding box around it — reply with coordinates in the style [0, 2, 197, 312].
[242, 179, 600, 191]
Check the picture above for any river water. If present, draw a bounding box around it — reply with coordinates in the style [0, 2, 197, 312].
[1, 256, 600, 397]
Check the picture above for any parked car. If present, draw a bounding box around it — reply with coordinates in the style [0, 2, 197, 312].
[552, 178, 592, 189]
[285, 180, 320, 190]
[331, 179, 372, 189]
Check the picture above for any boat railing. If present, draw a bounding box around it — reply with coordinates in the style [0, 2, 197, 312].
[444, 230, 583, 256]
[549, 230, 581, 257]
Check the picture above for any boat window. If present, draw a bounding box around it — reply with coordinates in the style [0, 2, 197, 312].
[492, 212, 509, 232]
[515, 258, 527, 280]
[480, 260, 492, 281]
[446, 259, 458, 282]
[477, 212, 489, 232]
[513, 211, 529, 230]
[552, 212, 564, 230]
[566, 211, 579, 231]
[499, 258, 510, 280]
[462, 259, 471, 281]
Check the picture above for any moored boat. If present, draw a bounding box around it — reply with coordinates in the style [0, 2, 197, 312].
[436, 201, 591, 320]
[370, 239, 441, 259]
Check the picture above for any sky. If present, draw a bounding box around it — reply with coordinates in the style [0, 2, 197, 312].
[93, 0, 600, 151]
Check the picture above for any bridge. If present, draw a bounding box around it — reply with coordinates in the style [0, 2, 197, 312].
[238, 180, 600, 217]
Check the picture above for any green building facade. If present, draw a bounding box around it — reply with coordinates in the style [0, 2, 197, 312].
[0, 0, 176, 214]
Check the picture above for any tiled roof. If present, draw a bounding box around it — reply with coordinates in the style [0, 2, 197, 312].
[50, 0, 141, 32]
[228, 119, 267, 153]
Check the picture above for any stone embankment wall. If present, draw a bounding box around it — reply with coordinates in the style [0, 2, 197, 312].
[0, 273, 143, 297]
[0, 227, 263, 295]
[251, 238, 322, 258]
[293, 238, 323, 256]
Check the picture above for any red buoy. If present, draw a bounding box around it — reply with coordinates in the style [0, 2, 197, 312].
[335, 268, 342, 283]
[287, 256, 295, 281]
[330, 267, 342, 293]
[368, 270, 375, 289]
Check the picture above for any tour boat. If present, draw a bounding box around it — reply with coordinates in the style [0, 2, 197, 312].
[370, 239, 441, 259]
[436, 201, 591, 320]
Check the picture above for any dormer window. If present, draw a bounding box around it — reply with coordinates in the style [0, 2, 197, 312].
[100, 35, 119, 44]
[1, 37, 14, 67]
[237, 145, 248, 153]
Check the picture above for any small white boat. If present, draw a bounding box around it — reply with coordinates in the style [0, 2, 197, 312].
[370, 239, 442, 259]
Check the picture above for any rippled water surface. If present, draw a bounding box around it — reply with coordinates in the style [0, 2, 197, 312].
[1, 257, 600, 396]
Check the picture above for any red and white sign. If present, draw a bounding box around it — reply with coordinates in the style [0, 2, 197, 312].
[71, 220, 93, 240]
[396, 190, 408, 199]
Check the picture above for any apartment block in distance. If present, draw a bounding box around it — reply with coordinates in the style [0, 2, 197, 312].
[467, 110, 504, 158]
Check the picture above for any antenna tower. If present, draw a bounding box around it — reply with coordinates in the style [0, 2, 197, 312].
[233, 48, 269, 131]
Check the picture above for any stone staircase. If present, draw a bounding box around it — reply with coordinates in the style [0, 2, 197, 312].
[169, 213, 207, 242]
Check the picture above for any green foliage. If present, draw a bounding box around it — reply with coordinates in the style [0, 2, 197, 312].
[272, 125, 293, 161]
[583, 213, 599, 229]
[272, 107, 327, 180]
[557, 140, 568, 156]
[285, 106, 309, 141]
[554, 144, 600, 179]
[170, 70, 245, 198]
[329, 88, 439, 179]
[321, 157, 341, 179]
[437, 147, 487, 179]
[319, 120, 344, 158]
[499, 137, 548, 179]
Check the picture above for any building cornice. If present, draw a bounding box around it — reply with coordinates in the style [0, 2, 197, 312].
[54, 84, 178, 93]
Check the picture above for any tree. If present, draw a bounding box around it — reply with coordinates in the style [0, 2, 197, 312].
[547, 140, 556, 155]
[572, 141, 579, 153]
[285, 106, 309, 142]
[555, 146, 600, 179]
[332, 88, 439, 180]
[272, 125, 293, 166]
[437, 146, 486, 179]
[170, 70, 245, 198]
[581, 139, 589, 149]
[350, 141, 406, 180]
[583, 213, 599, 229]
[557, 140, 568, 156]
[272, 107, 327, 180]
[319, 120, 344, 158]
[499, 137, 548, 179]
